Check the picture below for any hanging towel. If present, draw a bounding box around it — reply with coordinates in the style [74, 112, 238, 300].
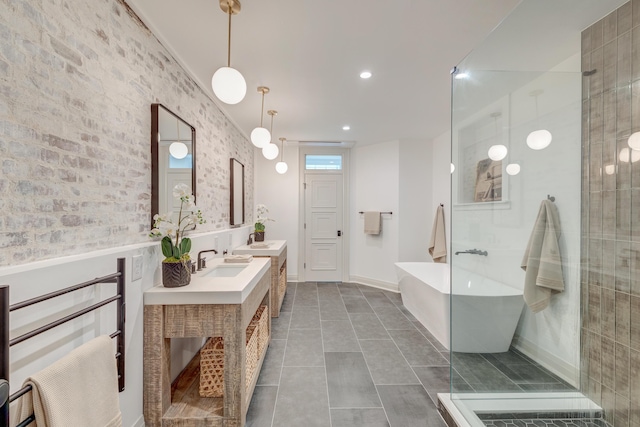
[364, 211, 381, 235]
[521, 199, 565, 313]
[15, 335, 122, 427]
[428, 205, 447, 263]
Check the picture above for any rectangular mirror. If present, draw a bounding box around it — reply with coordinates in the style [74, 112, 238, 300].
[151, 104, 196, 227]
[230, 158, 244, 226]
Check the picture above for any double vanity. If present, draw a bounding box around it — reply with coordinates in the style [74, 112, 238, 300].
[143, 240, 287, 427]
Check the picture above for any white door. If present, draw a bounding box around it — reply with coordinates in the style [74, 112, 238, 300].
[304, 173, 343, 282]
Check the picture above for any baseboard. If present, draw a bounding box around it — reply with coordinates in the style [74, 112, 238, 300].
[286, 274, 298, 282]
[131, 414, 145, 427]
[349, 275, 399, 292]
[512, 334, 579, 387]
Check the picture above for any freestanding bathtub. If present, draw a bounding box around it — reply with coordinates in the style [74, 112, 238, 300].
[394, 262, 524, 353]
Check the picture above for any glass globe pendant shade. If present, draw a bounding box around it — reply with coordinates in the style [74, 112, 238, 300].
[506, 163, 521, 176]
[262, 143, 279, 160]
[526, 129, 552, 150]
[275, 161, 288, 174]
[169, 142, 189, 159]
[488, 145, 508, 161]
[619, 147, 640, 163]
[211, 66, 247, 105]
[628, 132, 640, 150]
[251, 127, 271, 148]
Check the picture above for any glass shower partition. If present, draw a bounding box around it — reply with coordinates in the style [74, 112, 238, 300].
[448, 66, 595, 423]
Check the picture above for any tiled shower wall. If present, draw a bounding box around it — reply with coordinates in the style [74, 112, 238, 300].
[0, 0, 254, 266]
[582, 2, 640, 426]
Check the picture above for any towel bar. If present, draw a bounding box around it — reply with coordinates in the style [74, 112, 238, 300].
[358, 211, 392, 215]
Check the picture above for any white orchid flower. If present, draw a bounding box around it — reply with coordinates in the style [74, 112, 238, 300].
[173, 183, 191, 199]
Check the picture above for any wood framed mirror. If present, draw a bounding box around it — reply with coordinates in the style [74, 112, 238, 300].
[230, 158, 244, 226]
[151, 104, 196, 227]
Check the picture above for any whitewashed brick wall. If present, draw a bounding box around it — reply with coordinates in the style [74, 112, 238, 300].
[0, 0, 254, 266]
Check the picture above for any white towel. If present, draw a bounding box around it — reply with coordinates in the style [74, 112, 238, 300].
[224, 254, 254, 263]
[15, 335, 122, 427]
[428, 205, 447, 263]
[521, 200, 565, 313]
[364, 212, 381, 235]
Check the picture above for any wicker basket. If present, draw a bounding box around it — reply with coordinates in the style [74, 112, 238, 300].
[278, 262, 287, 300]
[199, 304, 270, 398]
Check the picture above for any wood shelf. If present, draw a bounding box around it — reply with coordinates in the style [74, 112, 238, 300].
[144, 269, 271, 427]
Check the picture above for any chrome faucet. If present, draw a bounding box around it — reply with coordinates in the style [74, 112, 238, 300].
[196, 249, 218, 271]
[454, 249, 488, 256]
[247, 233, 254, 245]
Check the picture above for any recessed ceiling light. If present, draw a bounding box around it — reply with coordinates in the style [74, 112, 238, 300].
[342, 125, 350, 131]
[360, 71, 372, 79]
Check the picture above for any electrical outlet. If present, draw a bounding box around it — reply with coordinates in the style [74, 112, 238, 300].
[132, 255, 143, 281]
[214, 237, 219, 251]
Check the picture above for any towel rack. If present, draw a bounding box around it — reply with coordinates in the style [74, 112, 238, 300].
[358, 211, 393, 215]
[1, 258, 126, 426]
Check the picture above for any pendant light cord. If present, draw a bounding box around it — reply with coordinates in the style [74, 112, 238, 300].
[260, 92, 265, 127]
[280, 139, 285, 161]
[227, 5, 232, 67]
[270, 113, 274, 136]
[176, 118, 180, 142]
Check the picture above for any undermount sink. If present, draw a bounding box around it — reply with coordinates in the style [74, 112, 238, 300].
[202, 264, 248, 278]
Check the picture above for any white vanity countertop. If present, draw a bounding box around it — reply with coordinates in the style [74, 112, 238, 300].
[144, 257, 270, 305]
[232, 240, 287, 256]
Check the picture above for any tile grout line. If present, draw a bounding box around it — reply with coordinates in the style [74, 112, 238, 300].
[343, 283, 393, 426]
[316, 283, 334, 427]
[269, 283, 294, 427]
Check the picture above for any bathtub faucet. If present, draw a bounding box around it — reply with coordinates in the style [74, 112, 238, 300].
[454, 249, 488, 256]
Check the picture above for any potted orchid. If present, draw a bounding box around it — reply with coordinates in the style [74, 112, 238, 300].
[150, 183, 205, 287]
[254, 204, 274, 242]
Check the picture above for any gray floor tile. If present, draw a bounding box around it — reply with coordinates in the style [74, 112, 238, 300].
[320, 296, 350, 320]
[325, 352, 381, 408]
[350, 313, 390, 339]
[373, 306, 416, 330]
[290, 304, 321, 329]
[413, 321, 447, 352]
[257, 339, 286, 386]
[377, 384, 446, 427]
[271, 311, 291, 340]
[331, 408, 390, 427]
[280, 284, 295, 312]
[294, 283, 319, 306]
[362, 291, 397, 307]
[380, 290, 403, 306]
[389, 329, 448, 366]
[412, 366, 473, 405]
[338, 283, 364, 296]
[284, 328, 324, 367]
[343, 295, 375, 313]
[322, 320, 360, 352]
[246, 385, 278, 427]
[360, 339, 420, 385]
[272, 367, 331, 427]
[398, 305, 418, 321]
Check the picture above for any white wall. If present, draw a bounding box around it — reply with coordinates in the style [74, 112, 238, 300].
[399, 139, 433, 263]
[3, 226, 251, 427]
[349, 141, 400, 287]
[253, 144, 300, 280]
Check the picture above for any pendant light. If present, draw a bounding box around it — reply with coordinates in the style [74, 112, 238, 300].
[211, 0, 246, 105]
[262, 110, 279, 160]
[526, 90, 552, 150]
[169, 118, 188, 159]
[487, 112, 507, 161]
[275, 137, 288, 174]
[250, 87, 271, 148]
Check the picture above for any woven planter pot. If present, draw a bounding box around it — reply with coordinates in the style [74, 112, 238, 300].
[254, 231, 265, 242]
[162, 260, 192, 287]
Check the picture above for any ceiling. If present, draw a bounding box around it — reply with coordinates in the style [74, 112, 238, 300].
[125, 0, 520, 146]
[126, 0, 625, 147]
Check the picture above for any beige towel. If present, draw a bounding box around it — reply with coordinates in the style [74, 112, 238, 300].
[364, 211, 381, 235]
[15, 335, 122, 427]
[428, 205, 447, 263]
[521, 200, 565, 313]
